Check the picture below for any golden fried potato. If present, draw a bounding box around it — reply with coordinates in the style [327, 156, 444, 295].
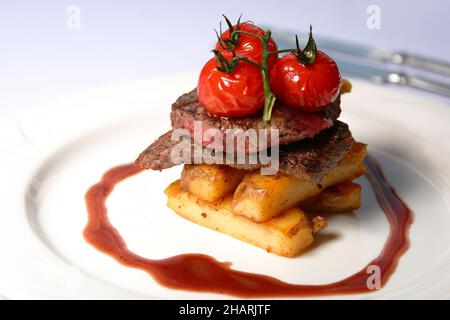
[340, 78, 352, 94]
[300, 182, 361, 213]
[180, 164, 246, 202]
[165, 181, 326, 257]
[232, 143, 366, 222]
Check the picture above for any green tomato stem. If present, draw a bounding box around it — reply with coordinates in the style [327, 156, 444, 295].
[268, 49, 295, 55]
[233, 29, 277, 126]
[232, 29, 264, 40]
[260, 30, 276, 127]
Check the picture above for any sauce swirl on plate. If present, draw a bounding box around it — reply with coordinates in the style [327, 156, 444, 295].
[84, 154, 413, 297]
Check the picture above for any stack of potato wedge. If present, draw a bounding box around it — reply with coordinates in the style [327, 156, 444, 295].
[165, 142, 366, 257]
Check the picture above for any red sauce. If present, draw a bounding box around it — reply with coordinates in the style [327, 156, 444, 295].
[84, 154, 413, 297]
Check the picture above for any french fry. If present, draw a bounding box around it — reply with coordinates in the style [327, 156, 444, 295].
[300, 182, 361, 213]
[232, 143, 366, 222]
[180, 164, 245, 202]
[165, 181, 326, 257]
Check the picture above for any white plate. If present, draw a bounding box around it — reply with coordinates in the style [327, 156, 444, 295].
[1, 74, 450, 299]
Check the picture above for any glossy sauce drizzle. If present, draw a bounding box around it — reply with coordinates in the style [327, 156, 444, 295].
[84, 154, 413, 297]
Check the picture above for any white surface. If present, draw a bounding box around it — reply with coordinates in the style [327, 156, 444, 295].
[0, 74, 450, 299]
[1, 0, 450, 116]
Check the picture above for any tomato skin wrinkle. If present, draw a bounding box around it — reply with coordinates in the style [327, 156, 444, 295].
[216, 22, 278, 66]
[270, 51, 341, 112]
[198, 58, 264, 117]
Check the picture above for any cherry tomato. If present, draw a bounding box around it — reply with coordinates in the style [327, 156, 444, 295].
[215, 22, 278, 66]
[197, 57, 264, 117]
[270, 51, 341, 112]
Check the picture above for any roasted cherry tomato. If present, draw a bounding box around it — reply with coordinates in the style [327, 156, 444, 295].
[215, 22, 278, 66]
[270, 51, 341, 112]
[198, 57, 264, 117]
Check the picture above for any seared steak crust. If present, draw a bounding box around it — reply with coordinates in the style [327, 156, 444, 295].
[170, 89, 341, 153]
[277, 121, 353, 180]
[135, 121, 354, 183]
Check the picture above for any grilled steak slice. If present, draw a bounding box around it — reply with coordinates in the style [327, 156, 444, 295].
[276, 121, 353, 180]
[135, 121, 354, 183]
[170, 89, 341, 153]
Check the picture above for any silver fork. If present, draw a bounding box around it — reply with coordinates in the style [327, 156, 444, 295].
[272, 29, 450, 98]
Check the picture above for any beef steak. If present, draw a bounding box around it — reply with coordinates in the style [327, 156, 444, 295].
[135, 121, 354, 183]
[170, 89, 341, 153]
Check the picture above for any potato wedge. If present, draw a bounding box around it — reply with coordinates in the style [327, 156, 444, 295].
[165, 180, 326, 257]
[180, 164, 246, 202]
[340, 78, 352, 94]
[300, 182, 361, 213]
[232, 142, 366, 222]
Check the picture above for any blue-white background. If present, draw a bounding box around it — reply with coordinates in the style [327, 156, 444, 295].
[1, 0, 449, 115]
